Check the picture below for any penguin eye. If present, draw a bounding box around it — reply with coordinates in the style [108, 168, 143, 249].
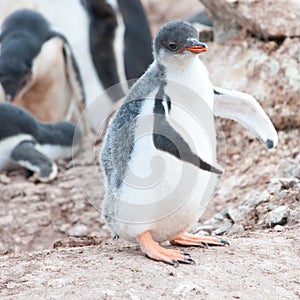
[168, 42, 178, 51]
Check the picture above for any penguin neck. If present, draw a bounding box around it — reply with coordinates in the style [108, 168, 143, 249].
[155, 56, 213, 109]
[156, 54, 196, 74]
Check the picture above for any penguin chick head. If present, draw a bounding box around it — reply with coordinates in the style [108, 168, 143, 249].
[154, 20, 207, 66]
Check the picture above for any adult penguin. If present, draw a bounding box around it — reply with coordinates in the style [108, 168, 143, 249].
[0, 103, 81, 182]
[0, 9, 85, 124]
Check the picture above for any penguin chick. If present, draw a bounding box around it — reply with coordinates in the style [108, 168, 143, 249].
[0, 103, 82, 182]
[101, 20, 231, 266]
[0, 9, 85, 124]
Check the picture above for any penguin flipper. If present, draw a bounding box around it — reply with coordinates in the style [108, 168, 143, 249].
[153, 100, 223, 175]
[11, 140, 57, 182]
[213, 87, 278, 149]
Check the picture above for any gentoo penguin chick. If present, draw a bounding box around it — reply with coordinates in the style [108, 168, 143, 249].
[101, 20, 226, 265]
[0, 103, 81, 182]
[0, 9, 85, 124]
[81, 0, 152, 101]
[101, 20, 278, 265]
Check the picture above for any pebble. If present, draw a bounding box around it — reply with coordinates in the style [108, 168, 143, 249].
[224, 208, 239, 223]
[6, 281, 17, 289]
[195, 230, 209, 236]
[67, 224, 88, 237]
[228, 224, 245, 236]
[267, 178, 282, 194]
[0, 174, 11, 184]
[213, 220, 233, 236]
[214, 213, 224, 221]
[265, 206, 290, 227]
[172, 282, 197, 297]
[273, 225, 284, 232]
[193, 225, 213, 235]
[278, 159, 300, 179]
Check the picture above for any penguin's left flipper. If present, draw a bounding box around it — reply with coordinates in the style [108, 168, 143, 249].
[213, 87, 278, 149]
[170, 232, 229, 247]
[11, 140, 58, 182]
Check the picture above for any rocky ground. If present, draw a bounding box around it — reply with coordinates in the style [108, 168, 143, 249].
[0, 0, 300, 299]
[0, 124, 299, 299]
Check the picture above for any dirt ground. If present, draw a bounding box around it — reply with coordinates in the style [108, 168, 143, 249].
[0, 229, 299, 300]
[0, 124, 299, 299]
[0, 0, 299, 299]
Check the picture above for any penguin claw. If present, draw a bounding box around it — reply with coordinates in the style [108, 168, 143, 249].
[218, 238, 230, 246]
[170, 232, 230, 247]
[171, 257, 195, 266]
[200, 241, 209, 248]
[181, 251, 191, 257]
[170, 259, 179, 267]
[183, 257, 196, 265]
[137, 231, 196, 266]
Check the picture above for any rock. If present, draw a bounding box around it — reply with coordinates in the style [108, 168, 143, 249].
[268, 178, 283, 194]
[196, 230, 209, 236]
[60, 223, 71, 234]
[213, 219, 233, 236]
[172, 282, 198, 297]
[53, 236, 102, 249]
[227, 224, 244, 236]
[278, 159, 300, 179]
[6, 281, 17, 289]
[242, 190, 270, 208]
[67, 224, 88, 237]
[214, 212, 224, 221]
[0, 174, 11, 184]
[127, 288, 141, 300]
[224, 207, 239, 223]
[200, 0, 300, 40]
[192, 225, 213, 235]
[265, 206, 290, 227]
[273, 225, 284, 232]
[202, 37, 300, 130]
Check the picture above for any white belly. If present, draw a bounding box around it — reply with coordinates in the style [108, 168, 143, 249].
[110, 90, 220, 243]
[0, 134, 34, 170]
[36, 144, 74, 161]
[114, 142, 219, 243]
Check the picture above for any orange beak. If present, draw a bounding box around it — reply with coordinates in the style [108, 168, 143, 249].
[184, 45, 208, 53]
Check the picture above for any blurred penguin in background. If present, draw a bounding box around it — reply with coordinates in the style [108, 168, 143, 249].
[0, 103, 82, 182]
[82, 0, 152, 101]
[82, 0, 153, 133]
[0, 9, 86, 125]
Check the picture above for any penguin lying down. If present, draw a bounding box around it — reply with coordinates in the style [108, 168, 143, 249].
[0, 103, 81, 182]
[100, 20, 278, 266]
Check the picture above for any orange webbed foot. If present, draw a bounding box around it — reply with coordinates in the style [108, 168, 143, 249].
[170, 232, 229, 247]
[136, 230, 195, 266]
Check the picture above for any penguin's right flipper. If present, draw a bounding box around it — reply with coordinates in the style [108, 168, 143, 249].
[213, 87, 278, 149]
[11, 140, 57, 182]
